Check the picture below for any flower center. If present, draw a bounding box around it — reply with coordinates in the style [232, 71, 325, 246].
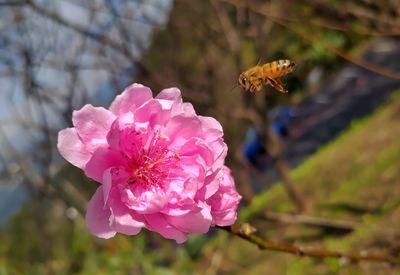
[124, 132, 179, 187]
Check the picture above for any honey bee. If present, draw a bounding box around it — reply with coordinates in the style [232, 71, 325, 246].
[238, 59, 295, 93]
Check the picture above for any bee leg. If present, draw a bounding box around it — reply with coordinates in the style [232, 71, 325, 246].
[266, 77, 288, 93]
[249, 79, 263, 93]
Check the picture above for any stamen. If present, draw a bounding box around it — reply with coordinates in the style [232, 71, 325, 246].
[125, 131, 179, 188]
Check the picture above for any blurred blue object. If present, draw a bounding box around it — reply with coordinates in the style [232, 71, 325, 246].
[270, 106, 296, 138]
[242, 127, 265, 167]
[242, 106, 296, 168]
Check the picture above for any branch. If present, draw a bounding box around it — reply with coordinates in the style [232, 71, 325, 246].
[0, 127, 86, 215]
[25, 0, 165, 87]
[0, 1, 27, 6]
[220, 223, 400, 265]
[264, 211, 359, 231]
[223, 0, 400, 80]
[210, 0, 240, 56]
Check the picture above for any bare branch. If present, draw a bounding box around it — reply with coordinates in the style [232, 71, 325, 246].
[0, 127, 86, 215]
[223, 0, 400, 80]
[0, 1, 27, 6]
[25, 0, 165, 86]
[220, 224, 400, 265]
[264, 211, 360, 231]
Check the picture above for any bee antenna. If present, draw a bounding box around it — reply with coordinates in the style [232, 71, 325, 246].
[230, 83, 239, 92]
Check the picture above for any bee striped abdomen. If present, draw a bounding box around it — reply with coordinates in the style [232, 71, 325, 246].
[262, 59, 295, 79]
[238, 58, 296, 93]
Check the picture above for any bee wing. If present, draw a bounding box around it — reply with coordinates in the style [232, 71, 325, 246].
[266, 77, 288, 93]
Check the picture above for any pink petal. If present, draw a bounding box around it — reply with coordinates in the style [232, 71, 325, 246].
[209, 167, 241, 226]
[110, 83, 153, 115]
[85, 187, 116, 239]
[84, 148, 126, 183]
[179, 138, 214, 166]
[134, 99, 169, 127]
[182, 179, 200, 200]
[144, 213, 187, 243]
[105, 167, 132, 205]
[156, 87, 182, 102]
[213, 207, 238, 226]
[203, 170, 223, 199]
[181, 103, 196, 115]
[166, 205, 212, 234]
[179, 157, 206, 182]
[161, 199, 197, 216]
[106, 117, 138, 152]
[164, 116, 202, 148]
[57, 128, 91, 169]
[72, 104, 116, 151]
[120, 185, 166, 214]
[109, 192, 145, 235]
[212, 192, 239, 227]
[155, 88, 182, 112]
[199, 116, 223, 141]
[170, 102, 196, 117]
[199, 116, 223, 132]
[209, 140, 228, 171]
[102, 168, 114, 205]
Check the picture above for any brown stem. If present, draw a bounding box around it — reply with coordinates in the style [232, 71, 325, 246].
[236, 98, 306, 211]
[219, 224, 400, 265]
[261, 105, 307, 212]
[273, 157, 307, 212]
[264, 211, 359, 231]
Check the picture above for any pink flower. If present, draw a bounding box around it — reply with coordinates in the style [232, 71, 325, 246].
[57, 83, 241, 243]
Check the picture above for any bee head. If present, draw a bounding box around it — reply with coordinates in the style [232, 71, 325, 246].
[238, 73, 250, 91]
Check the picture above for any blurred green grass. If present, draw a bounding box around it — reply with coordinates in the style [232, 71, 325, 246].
[201, 90, 400, 274]
[1, 91, 399, 274]
[1, 0, 399, 274]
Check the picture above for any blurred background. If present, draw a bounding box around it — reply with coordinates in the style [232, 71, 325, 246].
[0, 0, 400, 274]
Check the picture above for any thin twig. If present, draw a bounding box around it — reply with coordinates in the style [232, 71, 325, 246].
[264, 211, 359, 230]
[0, 1, 27, 6]
[223, 0, 400, 80]
[219, 223, 400, 265]
[0, 127, 86, 215]
[210, 0, 240, 56]
[25, 0, 165, 87]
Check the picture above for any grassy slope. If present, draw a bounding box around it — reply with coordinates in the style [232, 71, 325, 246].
[1, 92, 399, 274]
[197, 91, 400, 274]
